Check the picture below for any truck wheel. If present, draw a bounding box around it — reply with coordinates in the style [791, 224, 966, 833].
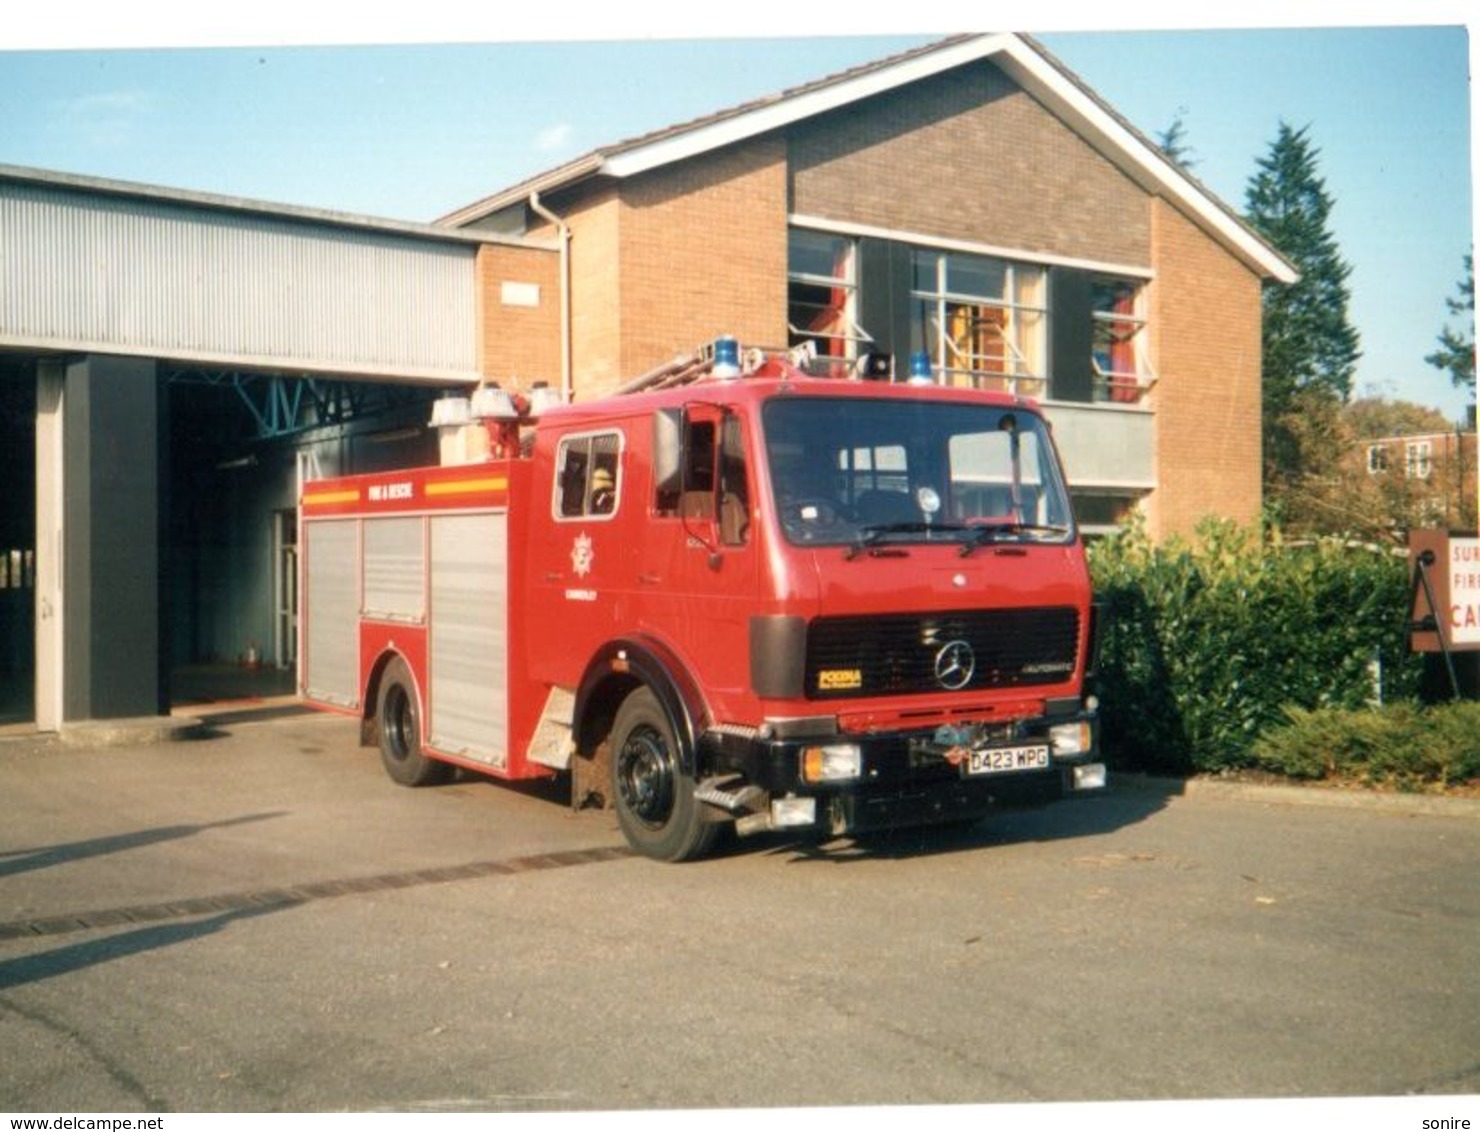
[610, 687, 718, 862]
[377, 658, 451, 787]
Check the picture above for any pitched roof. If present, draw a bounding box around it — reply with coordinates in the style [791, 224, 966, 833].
[436, 35, 972, 228]
[440, 33, 1296, 284]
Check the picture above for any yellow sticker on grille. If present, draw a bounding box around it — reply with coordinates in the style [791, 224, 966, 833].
[817, 668, 863, 691]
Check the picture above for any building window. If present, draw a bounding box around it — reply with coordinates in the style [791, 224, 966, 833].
[554, 431, 622, 519]
[788, 229, 870, 372]
[1071, 491, 1142, 537]
[0, 548, 34, 590]
[909, 250, 1046, 394]
[1092, 277, 1153, 403]
[1406, 440, 1433, 480]
[1366, 444, 1390, 475]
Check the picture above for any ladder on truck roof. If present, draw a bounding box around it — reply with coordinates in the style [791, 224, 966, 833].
[613, 339, 847, 397]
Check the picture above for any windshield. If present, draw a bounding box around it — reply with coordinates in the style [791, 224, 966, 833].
[762, 396, 1075, 550]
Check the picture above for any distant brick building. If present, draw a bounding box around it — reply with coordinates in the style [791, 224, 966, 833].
[1361, 425, 1478, 531]
[444, 33, 1294, 539]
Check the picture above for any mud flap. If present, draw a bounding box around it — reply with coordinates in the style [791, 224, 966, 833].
[571, 740, 612, 811]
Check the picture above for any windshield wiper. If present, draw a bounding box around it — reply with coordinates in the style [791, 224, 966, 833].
[958, 522, 1072, 557]
[844, 522, 970, 560]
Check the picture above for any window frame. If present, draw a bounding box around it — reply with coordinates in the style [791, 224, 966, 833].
[786, 229, 872, 367]
[653, 409, 754, 547]
[1091, 275, 1155, 404]
[552, 429, 625, 522]
[909, 249, 1047, 394]
[1405, 440, 1434, 480]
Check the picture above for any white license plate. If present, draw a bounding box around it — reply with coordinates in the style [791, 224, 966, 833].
[966, 744, 1051, 776]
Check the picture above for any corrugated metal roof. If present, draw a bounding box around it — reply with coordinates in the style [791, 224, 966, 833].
[0, 163, 522, 249]
[0, 165, 555, 383]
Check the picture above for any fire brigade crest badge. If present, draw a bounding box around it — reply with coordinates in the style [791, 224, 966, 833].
[571, 533, 594, 577]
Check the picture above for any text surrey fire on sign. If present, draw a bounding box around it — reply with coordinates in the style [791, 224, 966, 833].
[1452, 538, 1480, 647]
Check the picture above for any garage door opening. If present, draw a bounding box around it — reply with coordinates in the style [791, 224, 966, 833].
[165, 371, 443, 713]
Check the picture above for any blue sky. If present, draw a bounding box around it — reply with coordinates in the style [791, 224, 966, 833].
[0, 5, 1474, 421]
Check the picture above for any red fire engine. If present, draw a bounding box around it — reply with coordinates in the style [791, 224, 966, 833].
[299, 339, 1105, 860]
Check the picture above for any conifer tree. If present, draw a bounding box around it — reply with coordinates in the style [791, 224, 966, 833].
[1244, 122, 1362, 409]
[1155, 114, 1198, 170]
[1425, 254, 1475, 402]
[1243, 122, 1362, 493]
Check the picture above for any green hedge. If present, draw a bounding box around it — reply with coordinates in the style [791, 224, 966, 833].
[1252, 702, 1480, 790]
[1087, 518, 1423, 773]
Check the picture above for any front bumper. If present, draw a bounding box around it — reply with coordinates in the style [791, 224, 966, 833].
[699, 707, 1104, 837]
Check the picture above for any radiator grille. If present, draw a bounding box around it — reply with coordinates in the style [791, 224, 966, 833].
[804, 608, 1080, 700]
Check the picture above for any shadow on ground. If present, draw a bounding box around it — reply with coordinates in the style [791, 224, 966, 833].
[741, 781, 1181, 864]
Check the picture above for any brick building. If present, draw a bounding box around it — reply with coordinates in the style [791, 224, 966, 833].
[1361, 424, 1479, 531]
[444, 33, 1295, 538]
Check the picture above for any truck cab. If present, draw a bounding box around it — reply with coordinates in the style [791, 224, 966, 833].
[521, 345, 1103, 859]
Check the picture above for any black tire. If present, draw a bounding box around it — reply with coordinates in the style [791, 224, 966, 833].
[377, 658, 452, 787]
[610, 687, 718, 862]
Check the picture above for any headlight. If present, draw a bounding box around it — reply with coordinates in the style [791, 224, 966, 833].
[1049, 721, 1093, 757]
[801, 743, 863, 783]
[1073, 763, 1107, 791]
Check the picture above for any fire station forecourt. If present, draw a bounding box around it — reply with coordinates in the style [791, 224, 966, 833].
[1, 705, 1478, 1115]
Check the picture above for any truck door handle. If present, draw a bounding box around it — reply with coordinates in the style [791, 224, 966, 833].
[638, 573, 661, 586]
[544, 571, 563, 582]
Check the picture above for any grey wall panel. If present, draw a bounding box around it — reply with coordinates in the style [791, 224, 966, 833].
[59, 355, 163, 720]
[363, 516, 425, 622]
[304, 519, 359, 707]
[1043, 402, 1155, 490]
[0, 181, 479, 382]
[428, 513, 507, 768]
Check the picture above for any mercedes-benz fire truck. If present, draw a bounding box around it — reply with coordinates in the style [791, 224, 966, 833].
[299, 340, 1105, 860]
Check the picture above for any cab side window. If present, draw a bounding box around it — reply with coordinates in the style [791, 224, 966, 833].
[555, 431, 622, 519]
[719, 415, 750, 546]
[655, 420, 715, 516]
[653, 414, 750, 547]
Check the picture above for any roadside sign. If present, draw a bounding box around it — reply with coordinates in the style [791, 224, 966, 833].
[1451, 536, 1480, 646]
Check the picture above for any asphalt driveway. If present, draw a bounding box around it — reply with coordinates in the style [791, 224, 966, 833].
[2, 702, 1478, 1117]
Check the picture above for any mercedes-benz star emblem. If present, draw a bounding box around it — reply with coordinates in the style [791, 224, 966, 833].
[934, 639, 976, 690]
